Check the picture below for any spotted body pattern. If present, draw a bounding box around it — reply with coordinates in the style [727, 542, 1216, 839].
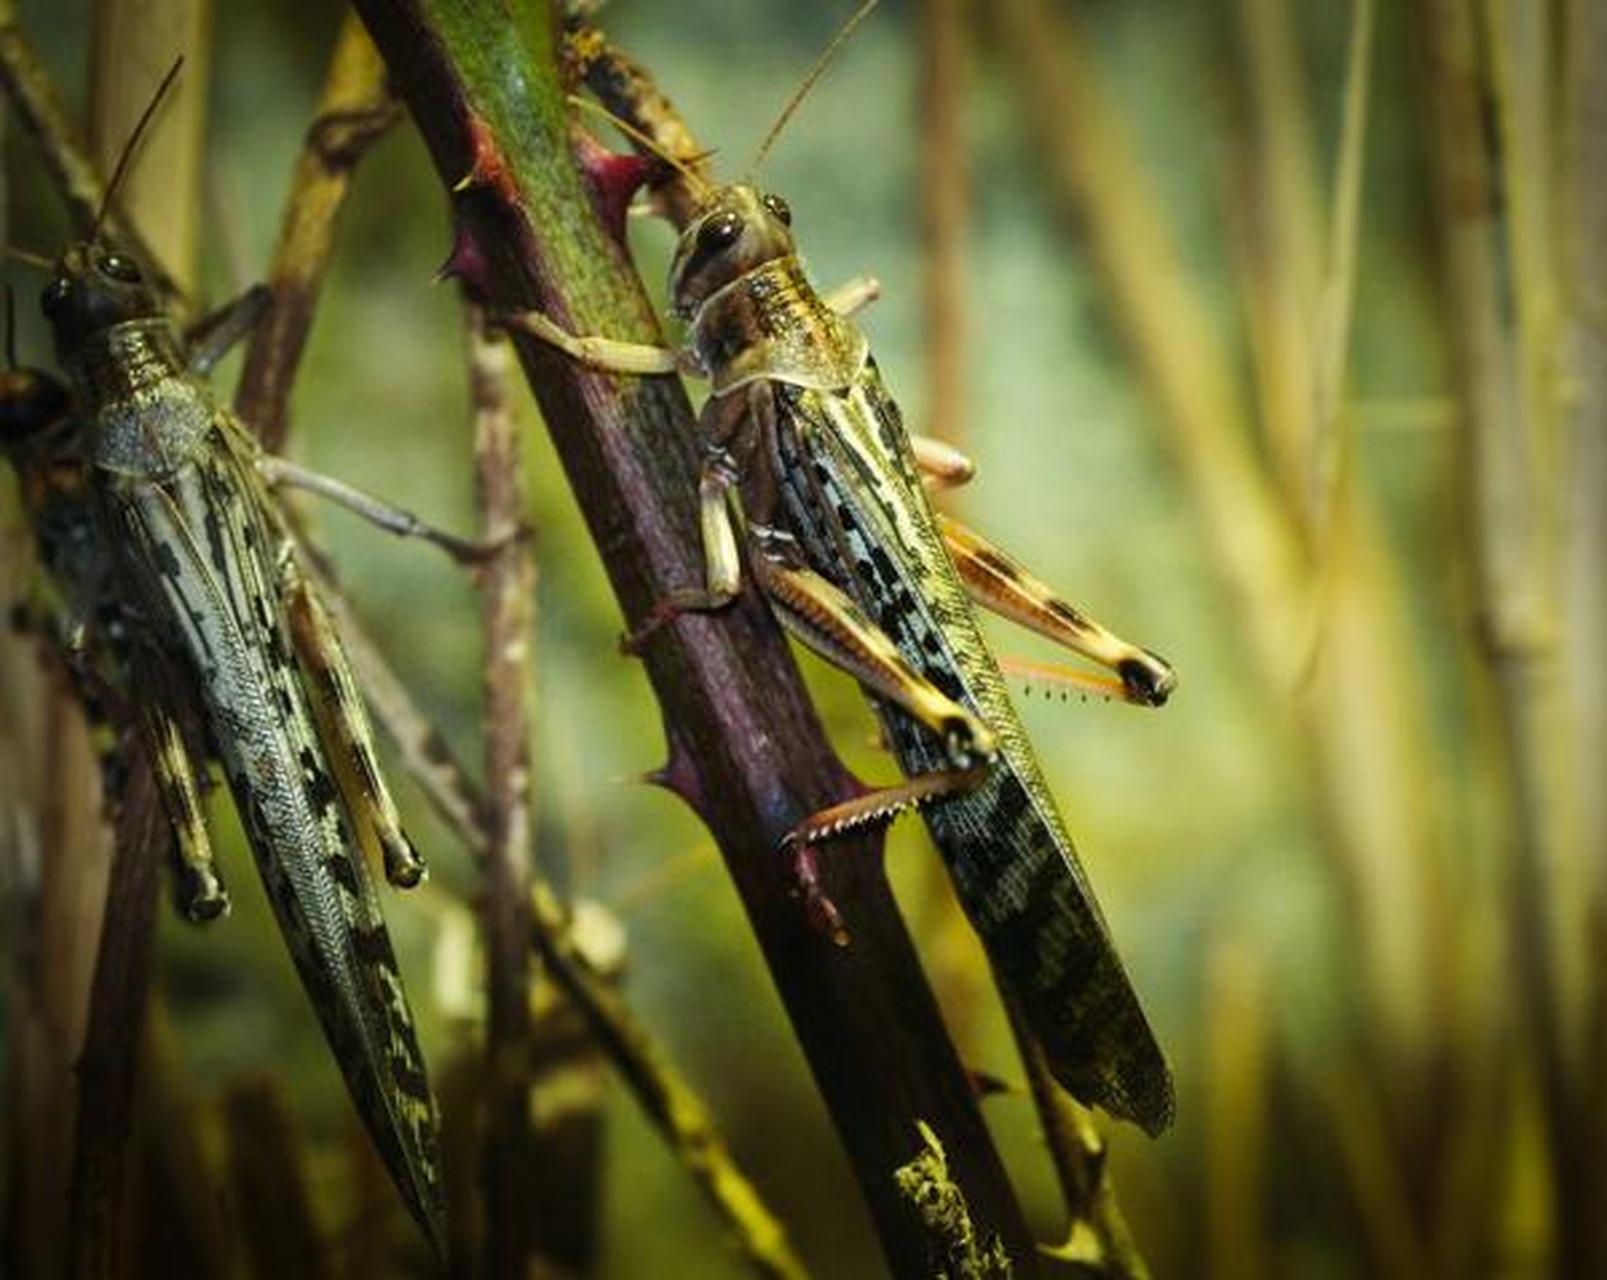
[771, 364, 1170, 1131]
[42, 247, 445, 1247]
[674, 189, 1174, 1133]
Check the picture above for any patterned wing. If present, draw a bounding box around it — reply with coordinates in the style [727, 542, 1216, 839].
[101, 414, 445, 1248]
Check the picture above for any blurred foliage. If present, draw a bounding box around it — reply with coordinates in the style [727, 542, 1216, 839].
[2, 0, 1600, 1276]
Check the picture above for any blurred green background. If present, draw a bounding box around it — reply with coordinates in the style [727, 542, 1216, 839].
[4, 0, 1601, 1276]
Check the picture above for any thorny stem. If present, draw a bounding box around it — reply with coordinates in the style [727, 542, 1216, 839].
[351, 1, 1037, 1272]
[465, 306, 539, 1279]
[235, 14, 399, 452]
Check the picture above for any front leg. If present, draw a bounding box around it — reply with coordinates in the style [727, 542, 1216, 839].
[821, 275, 881, 319]
[620, 388, 766, 652]
[619, 449, 744, 652]
[256, 455, 508, 567]
[503, 308, 685, 376]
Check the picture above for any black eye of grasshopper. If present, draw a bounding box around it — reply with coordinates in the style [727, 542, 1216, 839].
[761, 193, 792, 226]
[41, 278, 70, 319]
[97, 253, 141, 283]
[699, 212, 744, 254]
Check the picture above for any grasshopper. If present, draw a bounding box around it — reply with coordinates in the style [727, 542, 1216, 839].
[512, 12, 1177, 1134]
[31, 240, 449, 1247]
[1, 65, 453, 1248]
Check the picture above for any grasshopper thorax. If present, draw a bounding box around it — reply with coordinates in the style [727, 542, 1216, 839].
[41, 243, 162, 361]
[667, 184, 796, 321]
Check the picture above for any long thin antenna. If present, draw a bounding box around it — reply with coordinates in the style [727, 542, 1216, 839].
[568, 94, 713, 200]
[90, 56, 184, 245]
[747, 0, 877, 177]
[0, 247, 55, 271]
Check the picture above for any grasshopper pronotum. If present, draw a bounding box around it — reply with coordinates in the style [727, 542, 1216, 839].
[2, 63, 450, 1248]
[515, 5, 1178, 1134]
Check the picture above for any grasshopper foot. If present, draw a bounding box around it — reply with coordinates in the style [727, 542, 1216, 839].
[780, 836, 850, 947]
[619, 588, 735, 656]
[1117, 650, 1177, 707]
[175, 865, 230, 924]
[383, 832, 429, 889]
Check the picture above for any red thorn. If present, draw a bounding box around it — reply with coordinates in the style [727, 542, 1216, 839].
[453, 112, 518, 203]
[644, 718, 706, 818]
[434, 214, 494, 299]
[573, 129, 664, 245]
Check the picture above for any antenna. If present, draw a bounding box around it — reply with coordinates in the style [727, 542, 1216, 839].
[90, 56, 184, 245]
[568, 94, 713, 200]
[0, 247, 55, 271]
[747, 0, 877, 177]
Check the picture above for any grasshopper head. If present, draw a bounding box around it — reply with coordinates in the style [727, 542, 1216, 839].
[0, 366, 72, 452]
[667, 184, 796, 320]
[40, 243, 161, 358]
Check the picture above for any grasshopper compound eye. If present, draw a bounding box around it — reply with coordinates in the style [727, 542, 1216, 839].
[698, 211, 744, 253]
[761, 193, 792, 226]
[97, 253, 141, 284]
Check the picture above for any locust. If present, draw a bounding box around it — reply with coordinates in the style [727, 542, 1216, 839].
[31, 240, 450, 1247]
[512, 10, 1178, 1134]
[0, 66, 454, 1248]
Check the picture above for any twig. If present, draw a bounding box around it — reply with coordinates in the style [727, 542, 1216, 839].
[1560, 0, 1607, 1253]
[1305, 0, 1375, 542]
[1201, 932, 1265, 1280]
[564, 17, 710, 226]
[88, 0, 208, 302]
[1411, 0, 1587, 1271]
[223, 1076, 334, 1280]
[1230, 0, 1322, 499]
[351, 3, 1038, 1274]
[1004, 993, 1149, 1280]
[918, 0, 969, 449]
[64, 758, 163, 1280]
[528, 883, 807, 1279]
[0, 0, 174, 291]
[524, 919, 614, 1274]
[465, 305, 539, 1279]
[236, 15, 399, 451]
